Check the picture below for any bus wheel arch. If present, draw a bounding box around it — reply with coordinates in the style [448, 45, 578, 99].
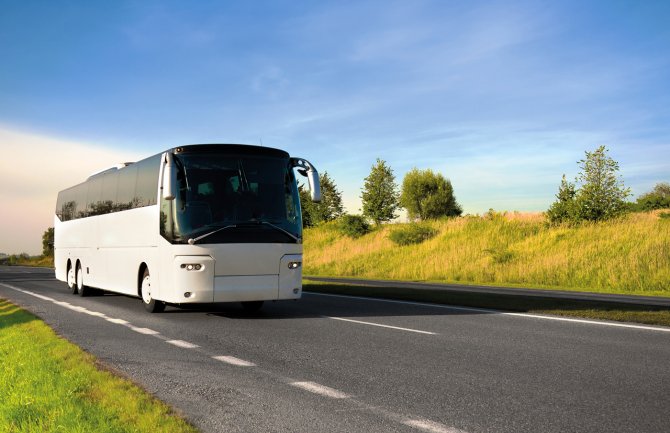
[138, 264, 165, 313]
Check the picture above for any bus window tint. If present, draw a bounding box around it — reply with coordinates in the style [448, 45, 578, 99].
[86, 177, 104, 216]
[117, 164, 138, 210]
[101, 172, 118, 213]
[75, 184, 88, 219]
[135, 155, 160, 207]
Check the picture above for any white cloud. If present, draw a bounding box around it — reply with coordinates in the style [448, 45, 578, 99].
[0, 126, 142, 255]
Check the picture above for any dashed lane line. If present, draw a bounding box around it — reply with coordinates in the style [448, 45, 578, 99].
[1, 282, 469, 433]
[130, 326, 160, 335]
[290, 381, 350, 399]
[166, 339, 200, 349]
[212, 355, 256, 367]
[404, 419, 469, 433]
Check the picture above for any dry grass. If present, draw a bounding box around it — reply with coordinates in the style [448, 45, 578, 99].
[304, 211, 670, 296]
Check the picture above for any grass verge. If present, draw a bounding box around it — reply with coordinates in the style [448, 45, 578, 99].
[304, 211, 670, 296]
[304, 281, 670, 327]
[0, 298, 199, 433]
[0, 255, 54, 268]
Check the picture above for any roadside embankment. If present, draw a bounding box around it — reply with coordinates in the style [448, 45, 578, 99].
[304, 211, 670, 297]
[0, 299, 198, 433]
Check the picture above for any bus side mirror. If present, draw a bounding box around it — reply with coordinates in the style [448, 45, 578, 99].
[291, 158, 321, 202]
[162, 152, 176, 200]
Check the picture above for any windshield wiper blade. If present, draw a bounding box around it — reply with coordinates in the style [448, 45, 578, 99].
[259, 221, 301, 243]
[187, 224, 237, 245]
[187, 221, 301, 244]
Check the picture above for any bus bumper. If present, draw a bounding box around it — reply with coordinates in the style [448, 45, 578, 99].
[171, 254, 302, 303]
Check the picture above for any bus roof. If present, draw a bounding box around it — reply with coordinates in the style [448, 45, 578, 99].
[172, 144, 289, 158]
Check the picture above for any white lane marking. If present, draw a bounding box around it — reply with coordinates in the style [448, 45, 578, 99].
[404, 419, 469, 433]
[166, 339, 199, 349]
[19, 290, 55, 302]
[325, 316, 437, 335]
[83, 310, 108, 318]
[3, 282, 472, 433]
[307, 292, 670, 333]
[290, 381, 350, 399]
[212, 356, 256, 367]
[129, 326, 160, 335]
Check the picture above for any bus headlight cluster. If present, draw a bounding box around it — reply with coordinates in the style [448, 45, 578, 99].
[287, 261, 301, 269]
[180, 263, 203, 271]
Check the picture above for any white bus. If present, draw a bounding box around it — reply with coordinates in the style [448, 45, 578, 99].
[54, 144, 320, 313]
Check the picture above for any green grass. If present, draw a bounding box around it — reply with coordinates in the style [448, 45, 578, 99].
[0, 299, 199, 433]
[304, 281, 670, 327]
[0, 255, 54, 268]
[304, 211, 670, 296]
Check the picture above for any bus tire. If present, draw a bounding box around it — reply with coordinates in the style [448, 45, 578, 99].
[141, 268, 165, 313]
[76, 262, 89, 297]
[241, 301, 264, 312]
[67, 262, 77, 294]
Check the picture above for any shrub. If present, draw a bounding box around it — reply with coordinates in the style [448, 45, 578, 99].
[389, 223, 437, 246]
[400, 168, 462, 220]
[484, 246, 515, 264]
[337, 214, 371, 238]
[635, 182, 670, 211]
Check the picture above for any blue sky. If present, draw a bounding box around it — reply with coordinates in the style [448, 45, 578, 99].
[1, 0, 669, 254]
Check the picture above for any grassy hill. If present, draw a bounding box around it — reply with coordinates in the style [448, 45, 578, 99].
[303, 211, 670, 296]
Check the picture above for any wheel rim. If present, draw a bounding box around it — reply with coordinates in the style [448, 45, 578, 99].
[141, 275, 152, 304]
[76, 266, 83, 290]
[67, 267, 75, 288]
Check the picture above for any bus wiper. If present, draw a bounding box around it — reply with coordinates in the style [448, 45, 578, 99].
[187, 221, 301, 244]
[259, 221, 301, 243]
[187, 224, 237, 245]
[231, 221, 301, 243]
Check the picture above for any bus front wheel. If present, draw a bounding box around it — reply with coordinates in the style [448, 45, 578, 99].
[141, 268, 165, 313]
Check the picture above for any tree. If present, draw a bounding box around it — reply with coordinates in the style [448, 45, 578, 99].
[636, 182, 670, 211]
[299, 172, 344, 227]
[573, 145, 630, 221]
[361, 159, 400, 225]
[547, 145, 631, 223]
[546, 175, 577, 224]
[42, 227, 54, 257]
[298, 186, 315, 227]
[400, 168, 462, 220]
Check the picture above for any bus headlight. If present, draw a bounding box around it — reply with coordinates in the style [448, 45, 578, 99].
[180, 263, 203, 271]
[287, 261, 301, 269]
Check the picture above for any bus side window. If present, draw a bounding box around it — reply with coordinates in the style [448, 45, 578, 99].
[117, 164, 138, 210]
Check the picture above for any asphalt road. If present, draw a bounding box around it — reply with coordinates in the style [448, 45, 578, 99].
[1, 266, 669, 433]
[306, 276, 670, 306]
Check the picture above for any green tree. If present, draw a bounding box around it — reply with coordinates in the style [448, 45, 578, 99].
[42, 227, 54, 257]
[636, 182, 670, 211]
[546, 175, 577, 224]
[361, 159, 400, 225]
[573, 145, 630, 221]
[400, 168, 462, 220]
[298, 186, 314, 227]
[299, 172, 344, 227]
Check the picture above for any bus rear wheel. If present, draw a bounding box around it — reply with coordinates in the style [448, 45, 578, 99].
[67, 263, 77, 294]
[76, 263, 89, 297]
[141, 268, 165, 313]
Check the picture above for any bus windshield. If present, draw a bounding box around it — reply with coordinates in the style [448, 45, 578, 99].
[161, 153, 303, 244]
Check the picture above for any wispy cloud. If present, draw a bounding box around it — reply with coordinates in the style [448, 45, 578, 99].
[0, 127, 141, 254]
